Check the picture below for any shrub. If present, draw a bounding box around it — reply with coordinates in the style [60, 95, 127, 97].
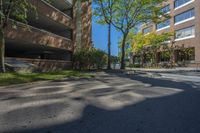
[73, 48, 108, 70]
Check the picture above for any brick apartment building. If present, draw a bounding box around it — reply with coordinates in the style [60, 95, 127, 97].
[139, 0, 200, 67]
[4, 0, 92, 71]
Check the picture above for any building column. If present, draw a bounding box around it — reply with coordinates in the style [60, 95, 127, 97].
[195, 47, 200, 63]
[73, 0, 92, 51]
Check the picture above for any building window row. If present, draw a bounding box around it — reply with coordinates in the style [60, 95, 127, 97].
[174, 0, 193, 9]
[175, 26, 195, 40]
[174, 8, 195, 24]
[143, 25, 195, 41]
[161, 5, 170, 13]
[145, 25, 195, 41]
[161, 0, 194, 12]
[156, 8, 195, 31]
[156, 19, 170, 30]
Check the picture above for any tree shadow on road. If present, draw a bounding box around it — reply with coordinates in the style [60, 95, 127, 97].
[1, 72, 200, 133]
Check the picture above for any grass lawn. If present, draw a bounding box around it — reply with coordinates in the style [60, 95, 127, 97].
[0, 70, 93, 86]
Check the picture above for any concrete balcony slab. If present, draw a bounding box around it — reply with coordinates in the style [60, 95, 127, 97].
[49, 0, 73, 11]
[29, 0, 74, 31]
[4, 20, 73, 51]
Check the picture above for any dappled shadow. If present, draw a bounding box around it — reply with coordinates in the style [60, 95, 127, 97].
[87, 87, 116, 97]
[104, 71, 199, 90]
[1, 72, 200, 133]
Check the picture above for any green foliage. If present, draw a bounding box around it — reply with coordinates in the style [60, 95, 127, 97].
[0, 70, 93, 86]
[107, 0, 170, 69]
[161, 51, 170, 60]
[131, 31, 174, 67]
[1, 0, 35, 26]
[93, 0, 117, 69]
[118, 32, 135, 48]
[111, 0, 169, 33]
[93, 0, 171, 69]
[128, 63, 141, 68]
[110, 55, 119, 63]
[73, 48, 108, 70]
[131, 32, 148, 53]
[93, 0, 116, 25]
[131, 32, 174, 54]
[0, 0, 35, 72]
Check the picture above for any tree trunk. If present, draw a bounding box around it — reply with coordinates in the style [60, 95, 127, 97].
[170, 42, 175, 68]
[154, 50, 158, 67]
[107, 23, 111, 70]
[141, 52, 144, 68]
[0, 28, 5, 72]
[120, 34, 127, 69]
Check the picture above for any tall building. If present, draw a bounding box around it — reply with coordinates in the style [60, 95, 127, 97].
[4, 0, 92, 71]
[139, 0, 200, 67]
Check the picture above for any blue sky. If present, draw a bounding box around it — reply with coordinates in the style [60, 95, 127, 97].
[92, 19, 122, 56]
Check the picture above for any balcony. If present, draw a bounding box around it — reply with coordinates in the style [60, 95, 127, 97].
[48, 0, 73, 11]
[4, 20, 73, 51]
[28, 0, 73, 32]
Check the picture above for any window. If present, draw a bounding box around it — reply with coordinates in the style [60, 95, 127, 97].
[156, 19, 170, 30]
[174, 0, 193, 9]
[174, 9, 195, 24]
[143, 27, 152, 34]
[175, 26, 195, 40]
[161, 5, 170, 13]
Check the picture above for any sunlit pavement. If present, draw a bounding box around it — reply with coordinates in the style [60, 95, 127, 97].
[0, 71, 200, 133]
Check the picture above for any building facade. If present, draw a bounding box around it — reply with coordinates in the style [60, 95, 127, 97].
[4, 0, 92, 71]
[139, 0, 200, 67]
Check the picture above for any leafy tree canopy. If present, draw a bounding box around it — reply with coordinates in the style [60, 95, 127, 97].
[0, 0, 36, 28]
[131, 32, 174, 54]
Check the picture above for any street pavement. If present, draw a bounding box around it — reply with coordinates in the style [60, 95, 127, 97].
[0, 71, 200, 133]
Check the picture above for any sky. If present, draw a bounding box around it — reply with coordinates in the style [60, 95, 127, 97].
[92, 18, 122, 56]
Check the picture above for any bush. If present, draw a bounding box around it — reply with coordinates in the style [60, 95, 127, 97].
[128, 64, 141, 68]
[73, 48, 108, 70]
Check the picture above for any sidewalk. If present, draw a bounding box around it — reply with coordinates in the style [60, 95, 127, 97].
[126, 67, 200, 73]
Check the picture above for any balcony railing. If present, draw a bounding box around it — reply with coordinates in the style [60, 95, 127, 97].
[5, 20, 73, 51]
[47, 0, 73, 10]
[29, 0, 73, 29]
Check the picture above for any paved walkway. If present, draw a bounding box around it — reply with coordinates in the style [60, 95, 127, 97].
[0, 72, 200, 133]
[126, 67, 200, 72]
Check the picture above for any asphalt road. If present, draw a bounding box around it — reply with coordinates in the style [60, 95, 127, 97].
[0, 71, 200, 133]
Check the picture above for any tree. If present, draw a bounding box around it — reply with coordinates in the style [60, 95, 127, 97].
[111, 0, 169, 69]
[131, 31, 173, 67]
[0, 0, 35, 72]
[118, 32, 134, 64]
[145, 32, 173, 66]
[93, 0, 116, 70]
[131, 32, 149, 67]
